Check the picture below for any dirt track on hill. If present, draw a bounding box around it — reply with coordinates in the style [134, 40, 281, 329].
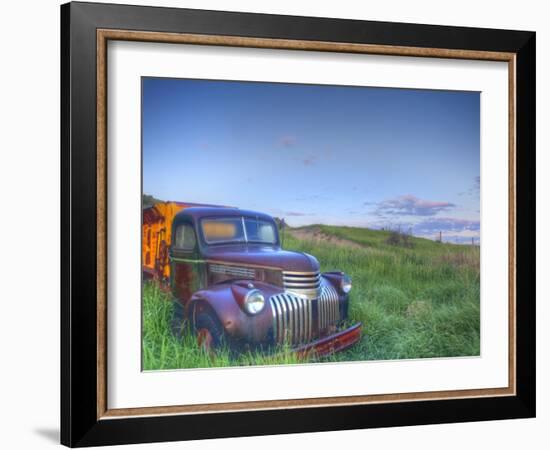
[287, 226, 364, 249]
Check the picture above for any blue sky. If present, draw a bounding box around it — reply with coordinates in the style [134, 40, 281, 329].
[142, 78, 480, 243]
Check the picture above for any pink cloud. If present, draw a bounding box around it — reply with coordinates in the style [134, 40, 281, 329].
[279, 136, 296, 147]
[302, 155, 317, 166]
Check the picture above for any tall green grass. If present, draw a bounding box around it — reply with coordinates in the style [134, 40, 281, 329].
[142, 282, 303, 370]
[143, 226, 479, 370]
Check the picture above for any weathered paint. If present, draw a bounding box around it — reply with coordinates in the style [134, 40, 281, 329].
[142, 202, 188, 280]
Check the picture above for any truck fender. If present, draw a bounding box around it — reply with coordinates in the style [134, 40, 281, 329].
[187, 285, 244, 338]
[186, 283, 273, 342]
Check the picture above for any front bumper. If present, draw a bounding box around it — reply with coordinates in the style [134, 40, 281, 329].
[294, 322, 362, 358]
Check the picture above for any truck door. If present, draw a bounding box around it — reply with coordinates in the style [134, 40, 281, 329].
[170, 221, 201, 304]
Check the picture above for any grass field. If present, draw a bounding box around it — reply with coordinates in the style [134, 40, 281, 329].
[142, 225, 480, 370]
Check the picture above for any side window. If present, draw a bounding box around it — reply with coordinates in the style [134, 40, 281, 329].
[174, 223, 196, 251]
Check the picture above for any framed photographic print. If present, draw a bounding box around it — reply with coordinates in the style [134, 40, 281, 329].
[61, 1, 536, 447]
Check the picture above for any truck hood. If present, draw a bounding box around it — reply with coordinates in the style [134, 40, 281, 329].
[202, 244, 320, 273]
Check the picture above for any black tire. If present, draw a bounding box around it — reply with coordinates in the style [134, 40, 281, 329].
[194, 311, 225, 351]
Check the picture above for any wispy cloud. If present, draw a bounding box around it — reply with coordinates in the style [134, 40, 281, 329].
[300, 146, 336, 166]
[279, 135, 296, 147]
[373, 194, 455, 217]
[267, 207, 316, 219]
[301, 155, 317, 166]
[459, 176, 481, 197]
[414, 217, 480, 234]
[412, 217, 480, 242]
[285, 211, 314, 217]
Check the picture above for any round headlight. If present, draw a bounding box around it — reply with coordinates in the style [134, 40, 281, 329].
[244, 289, 265, 314]
[341, 274, 352, 293]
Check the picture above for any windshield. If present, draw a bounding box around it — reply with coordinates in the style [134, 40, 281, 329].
[201, 216, 278, 245]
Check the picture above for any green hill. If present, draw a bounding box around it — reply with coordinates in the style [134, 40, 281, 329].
[283, 224, 480, 362]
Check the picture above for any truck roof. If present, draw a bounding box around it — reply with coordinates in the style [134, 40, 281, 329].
[175, 206, 275, 222]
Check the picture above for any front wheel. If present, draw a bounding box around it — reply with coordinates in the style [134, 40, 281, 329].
[194, 312, 225, 353]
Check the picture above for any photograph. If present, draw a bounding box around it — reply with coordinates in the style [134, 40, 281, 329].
[141, 77, 481, 370]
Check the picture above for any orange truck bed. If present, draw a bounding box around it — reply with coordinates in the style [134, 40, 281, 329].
[142, 201, 188, 281]
[142, 201, 228, 281]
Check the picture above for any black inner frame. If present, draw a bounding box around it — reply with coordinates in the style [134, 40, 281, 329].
[61, 2, 536, 447]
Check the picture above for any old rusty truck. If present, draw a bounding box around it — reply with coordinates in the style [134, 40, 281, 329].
[142, 202, 362, 356]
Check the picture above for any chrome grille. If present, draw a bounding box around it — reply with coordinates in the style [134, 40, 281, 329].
[209, 264, 255, 279]
[317, 278, 340, 331]
[269, 293, 312, 345]
[282, 270, 321, 299]
[270, 277, 341, 345]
